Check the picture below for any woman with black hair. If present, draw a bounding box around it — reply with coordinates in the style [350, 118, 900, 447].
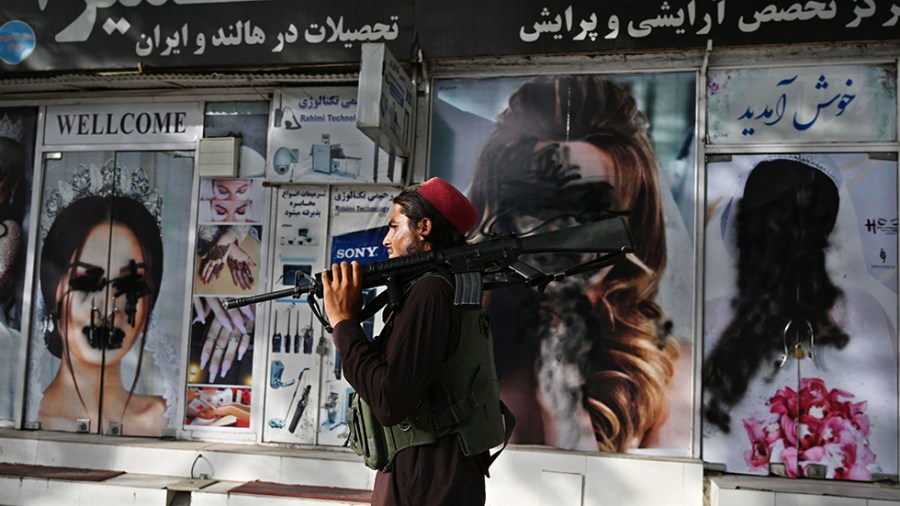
[38, 195, 166, 435]
[702, 155, 898, 480]
[0, 115, 30, 422]
[0, 134, 27, 320]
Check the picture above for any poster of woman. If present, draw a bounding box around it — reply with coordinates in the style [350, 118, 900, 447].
[0, 108, 36, 423]
[703, 153, 898, 480]
[430, 73, 696, 455]
[26, 151, 193, 436]
[187, 176, 265, 430]
[198, 178, 265, 223]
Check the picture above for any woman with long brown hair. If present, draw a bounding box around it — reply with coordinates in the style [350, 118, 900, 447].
[469, 75, 681, 451]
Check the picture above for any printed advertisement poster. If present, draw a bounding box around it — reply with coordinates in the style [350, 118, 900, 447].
[430, 73, 697, 455]
[266, 87, 402, 184]
[0, 107, 36, 422]
[261, 184, 396, 445]
[703, 153, 899, 481]
[262, 300, 320, 442]
[318, 185, 397, 446]
[707, 65, 897, 145]
[26, 151, 193, 436]
[198, 177, 265, 223]
[263, 185, 329, 444]
[186, 177, 265, 430]
[193, 225, 262, 297]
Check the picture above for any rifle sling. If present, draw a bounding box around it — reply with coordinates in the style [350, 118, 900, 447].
[359, 289, 391, 322]
[490, 402, 516, 469]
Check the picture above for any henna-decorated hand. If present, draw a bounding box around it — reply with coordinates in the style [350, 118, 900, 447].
[223, 242, 256, 290]
[227, 255, 255, 290]
[199, 243, 229, 284]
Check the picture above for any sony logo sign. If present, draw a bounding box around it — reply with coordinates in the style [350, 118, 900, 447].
[334, 246, 382, 260]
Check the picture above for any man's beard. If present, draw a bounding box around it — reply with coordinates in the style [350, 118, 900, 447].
[392, 234, 422, 257]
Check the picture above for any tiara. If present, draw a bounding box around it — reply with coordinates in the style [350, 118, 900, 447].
[0, 114, 24, 143]
[759, 154, 842, 188]
[41, 161, 163, 241]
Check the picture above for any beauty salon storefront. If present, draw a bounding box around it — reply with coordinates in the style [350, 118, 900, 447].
[0, 1, 898, 505]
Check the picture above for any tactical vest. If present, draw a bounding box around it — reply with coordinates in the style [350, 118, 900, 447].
[348, 273, 515, 472]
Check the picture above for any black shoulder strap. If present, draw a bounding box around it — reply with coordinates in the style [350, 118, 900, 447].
[358, 289, 390, 322]
[489, 402, 516, 468]
[358, 269, 453, 322]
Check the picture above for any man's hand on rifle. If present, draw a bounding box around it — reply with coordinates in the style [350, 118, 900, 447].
[322, 260, 363, 327]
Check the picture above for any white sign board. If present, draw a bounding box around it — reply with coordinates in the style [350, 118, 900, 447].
[44, 102, 202, 145]
[707, 65, 896, 144]
[266, 87, 402, 184]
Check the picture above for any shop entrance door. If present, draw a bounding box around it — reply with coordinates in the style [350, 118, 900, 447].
[25, 150, 194, 437]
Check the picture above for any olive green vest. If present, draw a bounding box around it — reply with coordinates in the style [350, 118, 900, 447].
[347, 274, 515, 472]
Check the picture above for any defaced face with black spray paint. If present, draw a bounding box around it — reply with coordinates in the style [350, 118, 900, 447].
[38, 195, 166, 435]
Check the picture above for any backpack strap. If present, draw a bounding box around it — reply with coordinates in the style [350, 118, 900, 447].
[489, 401, 516, 468]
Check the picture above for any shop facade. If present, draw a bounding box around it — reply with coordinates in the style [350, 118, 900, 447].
[1, 1, 899, 504]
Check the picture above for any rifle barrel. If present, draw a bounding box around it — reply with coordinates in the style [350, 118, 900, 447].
[222, 286, 301, 309]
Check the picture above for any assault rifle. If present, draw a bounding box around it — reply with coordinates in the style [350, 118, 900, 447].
[223, 216, 634, 331]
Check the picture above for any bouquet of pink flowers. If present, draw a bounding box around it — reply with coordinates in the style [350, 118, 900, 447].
[742, 377, 876, 480]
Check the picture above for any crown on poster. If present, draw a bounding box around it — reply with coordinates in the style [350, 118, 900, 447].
[41, 160, 164, 240]
[759, 153, 842, 188]
[0, 114, 24, 143]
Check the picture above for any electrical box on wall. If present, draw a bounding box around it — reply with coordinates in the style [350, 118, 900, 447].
[357, 43, 415, 157]
[198, 136, 240, 177]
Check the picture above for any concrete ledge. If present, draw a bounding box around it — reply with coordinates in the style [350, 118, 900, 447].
[707, 473, 900, 505]
[0, 474, 171, 506]
[0, 429, 709, 506]
[0, 473, 373, 506]
[0, 429, 374, 491]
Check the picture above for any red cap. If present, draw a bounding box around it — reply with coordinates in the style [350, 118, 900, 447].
[416, 177, 478, 234]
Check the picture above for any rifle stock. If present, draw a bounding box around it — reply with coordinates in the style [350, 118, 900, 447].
[222, 216, 634, 321]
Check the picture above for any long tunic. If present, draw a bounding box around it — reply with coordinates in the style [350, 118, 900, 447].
[333, 275, 488, 506]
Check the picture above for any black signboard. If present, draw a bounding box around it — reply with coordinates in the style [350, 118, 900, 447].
[1, 0, 898, 73]
[416, 0, 900, 58]
[0, 0, 415, 72]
